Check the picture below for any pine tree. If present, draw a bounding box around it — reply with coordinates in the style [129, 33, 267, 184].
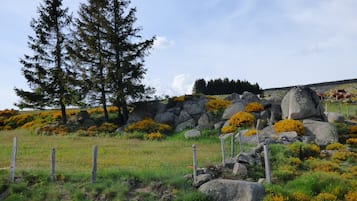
[14, 0, 74, 124]
[68, 0, 111, 121]
[70, 0, 155, 125]
[105, 0, 155, 125]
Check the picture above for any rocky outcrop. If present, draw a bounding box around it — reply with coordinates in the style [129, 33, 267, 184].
[325, 112, 345, 123]
[199, 179, 265, 201]
[281, 86, 326, 121]
[303, 119, 338, 146]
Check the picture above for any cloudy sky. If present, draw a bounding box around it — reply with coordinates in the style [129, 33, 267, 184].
[0, 0, 356, 109]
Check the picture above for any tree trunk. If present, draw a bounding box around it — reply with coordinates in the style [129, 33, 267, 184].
[60, 101, 67, 124]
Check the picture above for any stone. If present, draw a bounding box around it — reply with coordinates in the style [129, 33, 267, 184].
[175, 119, 196, 132]
[232, 163, 248, 177]
[184, 129, 201, 139]
[281, 86, 326, 121]
[326, 112, 345, 123]
[198, 179, 265, 201]
[222, 101, 245, 120]
[241, 91, 260, 103]
[183, 100, 206, 116]
[194, 174, 212, 187]
[197, 112, 213, 129]
[154, 111, 176, 126]
[303, 119, 338, 146]
[176, 110, 192, 125]
[237, 152, 256, 165]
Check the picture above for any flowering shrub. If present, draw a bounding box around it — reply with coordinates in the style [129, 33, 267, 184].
[144, 132, 165, 140]
[263, 194, 284, 201]
[346, 138, 357, 147]
[315, 193, 336, 201]
[288, 142, 320, 159]
[229, 111, 255, 127]
[331, 150, 357, 162]
[349, 125, 357, 134]
[221, 125, 237, 134]
[345, 191, 357, 201]
[244, 102, 264, 113]
[221, 112, 255, 134]
[4, 113, 34, 129]
[205, 99, 231, 112]
[326, 143, 345, 150]
[97, 122, 118, 133]
[273, 119, 304, 136]
[289, 192, 311, 201]
[173, 96, 185, 102]
[244, 129, 257, 136]
[125, 118, 172, 133]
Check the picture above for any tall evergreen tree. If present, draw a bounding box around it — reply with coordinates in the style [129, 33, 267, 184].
[105, 0, 155, 125]
[68, 0, 111, 121]
[70, 0, 155, 125]
[14, 0, 74, 124]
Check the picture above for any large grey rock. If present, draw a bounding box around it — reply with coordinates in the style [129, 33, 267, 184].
[154, 111, 176, 126]
[269, 104, 282, 124]
[281, 86, 326, 121]
[232, 163, 248, 177]
[175, 119, 196, 132]
[222, 101, 245, 120]
[224, 93, 241, 102]
[241, 91, 260, 103]
[303, 119, 338, 146]
[183, 99, 206, 116]
[197, 112, 213, 129]
[198, 179, 265, 201]
[326, 112, 345, 123]
[176, 110, 192, 125]
[127, 101, 164, 123]
[184, 129, 201, 139]
[194, 174, 212, 187]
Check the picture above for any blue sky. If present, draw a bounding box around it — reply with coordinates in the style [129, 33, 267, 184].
[1, 0, 356, 109]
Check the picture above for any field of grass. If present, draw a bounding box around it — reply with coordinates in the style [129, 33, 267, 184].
[0, 130, 224, 200]
[323, 101, 357, 117]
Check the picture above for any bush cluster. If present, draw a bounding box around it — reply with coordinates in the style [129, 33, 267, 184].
[205, 98, 231, 112]
[244, 102, 264, 113]
[221, 111, 255, 134]
[273, 119, 304, 136]
[144, 132, 165, 140]
[124, 118, 172, 134]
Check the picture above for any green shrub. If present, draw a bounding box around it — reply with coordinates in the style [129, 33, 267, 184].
[287, 142, 320, 160]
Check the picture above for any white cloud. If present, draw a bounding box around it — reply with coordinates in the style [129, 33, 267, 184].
[153, 36, 175, 49]
[170, 74, 194, 95]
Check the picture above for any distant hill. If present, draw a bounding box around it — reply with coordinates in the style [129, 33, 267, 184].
[263, 78, 357, 97]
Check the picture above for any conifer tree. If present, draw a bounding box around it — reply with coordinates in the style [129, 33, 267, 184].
[68, 0, 111, 121]
[71, 0, 155, 125]
[15, 0, 74, 124]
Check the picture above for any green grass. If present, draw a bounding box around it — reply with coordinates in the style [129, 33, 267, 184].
[323, 101, 357, 117]
[0, 129, 224, 200]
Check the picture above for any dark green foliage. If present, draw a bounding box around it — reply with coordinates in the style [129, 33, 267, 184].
[192, 77, 262, 95]
[175, 191, 213, 201]
[14, 0, 77, 124]
[69, 0, 155, 125]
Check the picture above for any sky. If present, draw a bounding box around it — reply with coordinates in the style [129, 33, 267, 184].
[0, 0, 356, 110]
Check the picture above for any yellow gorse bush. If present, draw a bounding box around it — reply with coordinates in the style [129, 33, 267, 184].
[244, 129, 257, 136]
[221, 125, 237, 134]
[229, 111, 255, 127]
[315, 193, 336, 201]
[326, 143, 345, 150]
[345, 191, 357, 201]
[244, 102, 264, 113]
[290, 192, 311, 201]
[173, 96, 185, 102]
[273, 119, 304, 135]
[125, 118, 172, 133]
[221, 111, 255, 134]
[205, 99, 231, 112]
[144, 132, 165, 140]
[349, 125, 357, 134]
[346, 138, 357, 146]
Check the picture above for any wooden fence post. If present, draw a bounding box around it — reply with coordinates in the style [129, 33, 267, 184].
[221, 138, 225, 167]
[50, 148, 56, 182]
[263, 144, 272, 184]
[9, 137, 17, 182]
[92, 145, 98, 183]
[256, 119, 261, 145]
[192, 144, 197, 184]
